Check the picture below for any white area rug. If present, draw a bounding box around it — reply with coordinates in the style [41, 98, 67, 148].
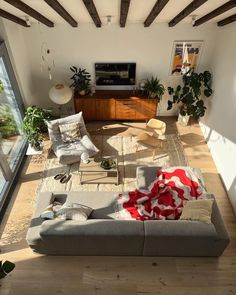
[38, 134, 188, 193]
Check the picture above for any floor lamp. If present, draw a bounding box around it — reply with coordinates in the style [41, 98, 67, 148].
[49, 84, 73, 117]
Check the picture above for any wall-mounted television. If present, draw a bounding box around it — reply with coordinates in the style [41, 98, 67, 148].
[95, 63, 136, 89]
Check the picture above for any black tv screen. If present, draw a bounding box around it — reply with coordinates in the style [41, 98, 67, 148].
[95, 63, 136, 86]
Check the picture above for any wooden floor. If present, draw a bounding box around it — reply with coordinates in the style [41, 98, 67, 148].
[0, 117, 236, 295]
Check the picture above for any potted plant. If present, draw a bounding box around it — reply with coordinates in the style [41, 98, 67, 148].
[143, 77, 165, 102]
[22, 106, 52, 151]
[0, 105, 19, 138]
[167, 69, 212, 125]
[70, 66, 91, 96]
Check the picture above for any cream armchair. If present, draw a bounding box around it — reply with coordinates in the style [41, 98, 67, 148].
[146, 118, 166, 137]
[47, 112, 99, 165]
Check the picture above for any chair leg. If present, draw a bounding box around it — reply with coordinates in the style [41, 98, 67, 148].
[152, 149, 156, 161]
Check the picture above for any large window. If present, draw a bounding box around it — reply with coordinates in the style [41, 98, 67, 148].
[0, 42, 26, 213]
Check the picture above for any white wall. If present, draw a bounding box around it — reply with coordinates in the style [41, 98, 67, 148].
[0, 20, 34, 107]
[2, 21, 217, 115]
[200, 23, 236, 213]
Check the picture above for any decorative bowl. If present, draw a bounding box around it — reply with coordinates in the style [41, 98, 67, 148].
[100, 159, 116, 170]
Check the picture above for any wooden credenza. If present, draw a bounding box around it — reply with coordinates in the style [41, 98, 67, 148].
[74, 90, 157, 121]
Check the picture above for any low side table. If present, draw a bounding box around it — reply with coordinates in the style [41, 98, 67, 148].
[78, 158, 119, 185]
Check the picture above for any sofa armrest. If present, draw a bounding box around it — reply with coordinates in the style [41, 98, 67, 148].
[211, 197, 230, 242]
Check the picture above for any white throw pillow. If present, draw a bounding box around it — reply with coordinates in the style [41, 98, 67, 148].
[56, 202, 93, 221]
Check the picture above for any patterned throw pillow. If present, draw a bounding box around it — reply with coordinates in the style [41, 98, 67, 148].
[59, 122, 81, 143]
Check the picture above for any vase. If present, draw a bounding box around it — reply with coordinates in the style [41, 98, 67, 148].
[79, 90, 86, 96]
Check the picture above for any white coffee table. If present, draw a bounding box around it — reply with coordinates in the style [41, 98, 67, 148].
[78, 158, 119, 185]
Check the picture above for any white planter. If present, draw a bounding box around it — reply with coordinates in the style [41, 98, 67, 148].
[26, 143, 43, 155]
[177, 113, 190, 126]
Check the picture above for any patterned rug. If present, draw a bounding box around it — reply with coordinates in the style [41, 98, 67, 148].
[38, 134, 188, 193]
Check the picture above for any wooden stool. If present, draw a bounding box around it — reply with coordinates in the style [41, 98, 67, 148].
[136, 132, 166, 160]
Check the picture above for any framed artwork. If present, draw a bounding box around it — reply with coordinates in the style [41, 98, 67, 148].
[170, 41, 203, 76]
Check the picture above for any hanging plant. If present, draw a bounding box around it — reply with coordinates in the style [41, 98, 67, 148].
[167, 69, 212, 119]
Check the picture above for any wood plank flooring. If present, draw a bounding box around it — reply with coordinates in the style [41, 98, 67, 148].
[0, 117, 235, 295]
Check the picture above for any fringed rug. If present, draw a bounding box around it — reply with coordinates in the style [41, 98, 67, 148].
[38, 134, 187, 193]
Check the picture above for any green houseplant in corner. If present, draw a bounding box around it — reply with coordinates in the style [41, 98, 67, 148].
[167, 69, 212, 125]
[70, 66, 91, 96]
[22, 106, 52, 151]
[143, 77, 165, 102]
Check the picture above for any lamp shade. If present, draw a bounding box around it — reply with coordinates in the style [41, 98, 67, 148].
[49, 83, 72, 105]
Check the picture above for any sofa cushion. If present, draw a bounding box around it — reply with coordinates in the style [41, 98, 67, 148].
[39, 219, 145, 255]
[55, 134, 99, 164]
[66, 191, 118, 219]
[47, 112, 88, 142]
[136, 166, 205, 191]
[143, 220, 218, 256]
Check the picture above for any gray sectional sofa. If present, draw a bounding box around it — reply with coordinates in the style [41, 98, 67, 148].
[27, 166, 230, 256]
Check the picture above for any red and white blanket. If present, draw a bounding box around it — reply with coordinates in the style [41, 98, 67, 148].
[117, 167, 206, 220]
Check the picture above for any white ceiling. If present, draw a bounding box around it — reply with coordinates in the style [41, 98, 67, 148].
[0, 0, 235, 26]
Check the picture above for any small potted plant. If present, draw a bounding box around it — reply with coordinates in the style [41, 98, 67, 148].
[100, 158, 116, 170]
[0, 260, 15, 279]
[70, 66, 91, 96]
[167, 69, 212, 125]
[143, 77, 165, 102]
[22, 106, 52, 151]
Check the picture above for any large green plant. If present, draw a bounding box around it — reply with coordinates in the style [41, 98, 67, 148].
[143, 77, 165, 102]
[167, 70, 212, 119]
[0, 105, 19, 138]
[0, 260, 15, 279]
[70, 66, 91, 95]
[22, 106, 52, 150]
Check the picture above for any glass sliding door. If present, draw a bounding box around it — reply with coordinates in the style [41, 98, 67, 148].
[0, 41, 26, 213]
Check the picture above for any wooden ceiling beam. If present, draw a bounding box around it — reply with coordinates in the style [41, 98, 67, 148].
[193, 0, 236, 26]
[217, 13, 236, 26]
[168, 0, 208, 27]
[0, 8, 29, 27]
[120, 0, 131, 27]
[4, 0, 54, 27]
[144, 0, 170, 27]
[44, 0, 77, 27]
[82, 0, 101, 27]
